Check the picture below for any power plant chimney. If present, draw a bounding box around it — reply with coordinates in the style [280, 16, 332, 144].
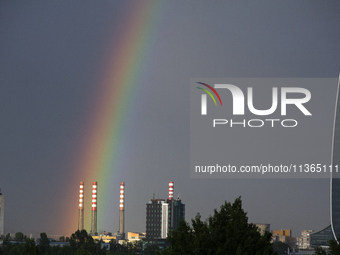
[169, 182, 174, 229]
[78, 182, 84, 230]
[119, 182, 125, 239]
[169, 181, 174, 200]
[91, 181, 97, 235]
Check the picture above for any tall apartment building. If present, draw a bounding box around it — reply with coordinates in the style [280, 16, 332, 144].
[145, 182, 185, 239]
[298, 230, 313, 249]
[146, 198, 166, 239]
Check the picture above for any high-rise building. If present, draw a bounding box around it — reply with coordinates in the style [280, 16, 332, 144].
[145, 182, 185, 239]
[146, 198, 166, 239]
[331, 77, 340, 239]
[0, 189, 4, 236]
[167, 198, 185, 230]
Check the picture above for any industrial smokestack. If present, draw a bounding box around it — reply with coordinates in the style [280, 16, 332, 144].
[119, 182, 125, 239]
[91, 181, 97, 235]
[169, 182, 175, 228]
[169, 181, 174, 200]
[78, 182, 84, 230]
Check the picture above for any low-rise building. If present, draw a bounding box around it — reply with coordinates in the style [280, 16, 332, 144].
[271, 229, 298, 249]
[255, 223, 270, 235]
[127, 232, 145, 242]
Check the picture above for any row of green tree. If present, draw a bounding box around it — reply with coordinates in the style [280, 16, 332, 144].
[2, 197, 339, 255]
[314, 241, 340, 255]
[156, 197, 274, 255]
[0, 230, 141, 255]
[156, 197, 340, 255]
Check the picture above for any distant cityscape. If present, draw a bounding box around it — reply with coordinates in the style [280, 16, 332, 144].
[0, 180, 336, 254]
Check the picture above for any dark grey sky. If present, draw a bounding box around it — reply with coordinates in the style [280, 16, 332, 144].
[0, 1, 340, 239]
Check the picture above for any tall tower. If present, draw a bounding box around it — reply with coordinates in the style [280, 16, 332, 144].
[0, 189, 4, 236]
[331, 75, 340, 240]
[78, 182, 84, 230]
[91, 182, 97, 235]
[168, 182, 174, 200]
[145, 182, 185, 239]
[146, 198, 165, 239]
[168, 181, 174, 231]
[119, 182, 125, 239]
[167, 182, 185, 231]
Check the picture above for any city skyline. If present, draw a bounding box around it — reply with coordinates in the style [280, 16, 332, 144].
[0, 1, 340, 239]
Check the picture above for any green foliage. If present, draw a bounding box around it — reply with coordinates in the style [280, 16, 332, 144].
[314, 246, 327, 255]
[59, 245, 74, 255]
[22, 238, 37, 255]
[70, 229, 89, 250]
[0, 230, 113, 255]
[5, 233, 11, 242]
[75, 247, 92, 255]
[272, 241, 290, 255]
[329, 237, 340, 255]
[144, 244, 159, 255]
[160, 197, 274, 255]
[2, 243, 23, 255]
[103, 240, 142, 255]
[38, 232, 50, 255]
[69, 229, 106, 255]
[14, 232, 24, 242]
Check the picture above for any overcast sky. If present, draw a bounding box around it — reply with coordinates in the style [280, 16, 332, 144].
[1, 1, 340, 239]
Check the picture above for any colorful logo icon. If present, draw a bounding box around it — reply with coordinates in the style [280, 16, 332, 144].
[196, 82, 222, 106]
[196, 82, 222, 115]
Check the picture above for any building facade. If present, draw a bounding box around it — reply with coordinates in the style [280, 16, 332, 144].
[146, 199, 165, 239]
[0, 190, 4, 236]
[127, 232, 145, 242]
[271, 229, 297, 249]
[255, 223, 270, 235]
[168, 198, 185, 230]
[145, 198, 185, 239]
[298, 230, 313, 249]
[310, 225, 334, 248]
[331, 78, 340, 239]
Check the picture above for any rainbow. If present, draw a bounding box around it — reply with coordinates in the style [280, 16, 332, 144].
[61, 1, 165, 235]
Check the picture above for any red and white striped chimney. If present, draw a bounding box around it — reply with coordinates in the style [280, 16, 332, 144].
[119, 182, 125, 237]
[119, 182, 125, 211]
[91, 181, 97, 235]
[78, 182, 84, 230]
[169, 181, 174, 200]
[92, 182, 97, 211]
[79, 182, 84, 209]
